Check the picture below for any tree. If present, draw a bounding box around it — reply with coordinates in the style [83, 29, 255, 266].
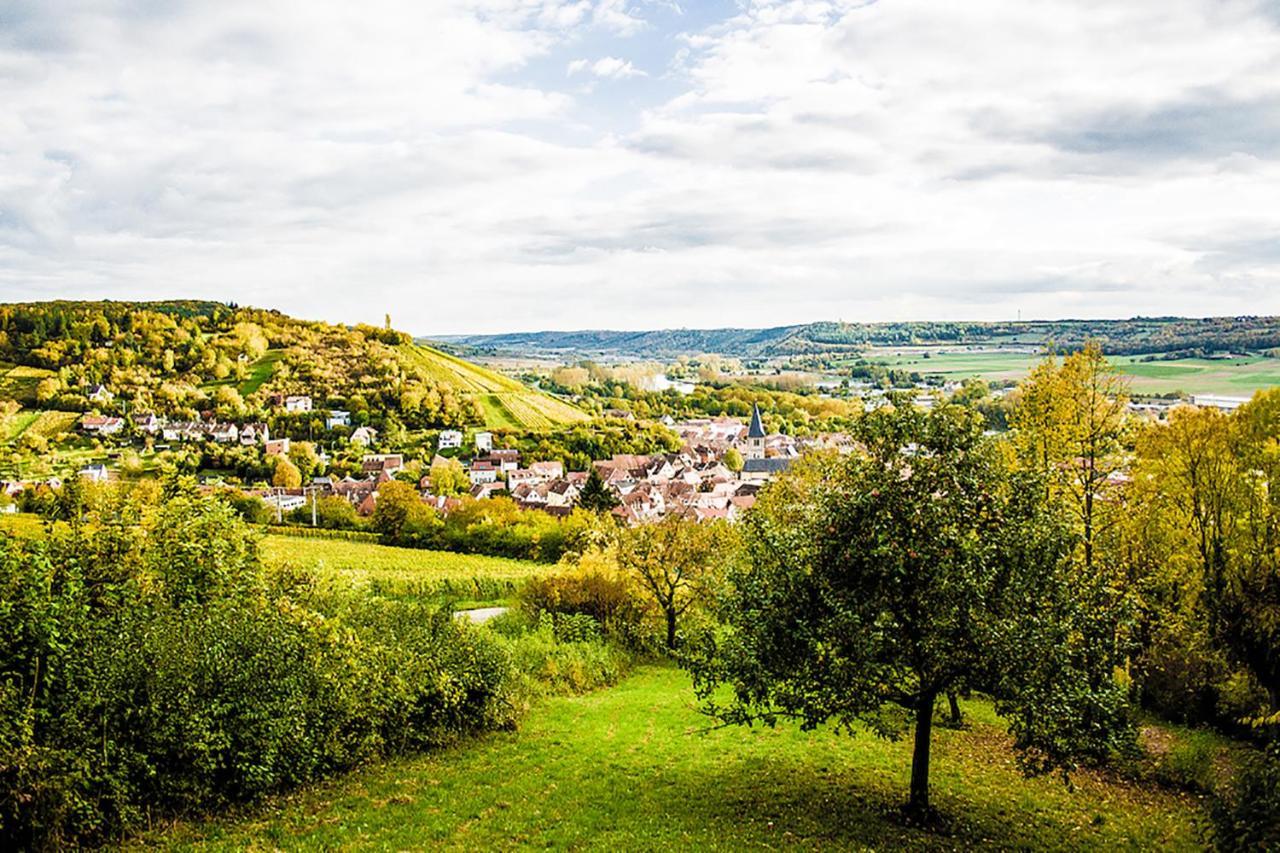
[1011, 345, 1128, 569]
[370, 480, 438, 544]
[687, 404, 1133, 814]
[722, 447, 744, 473]
[614, 517, 731, 650]
[577, 466, 619, 514]
[271, 456, 302, 488]
[429, 456, 470, 497]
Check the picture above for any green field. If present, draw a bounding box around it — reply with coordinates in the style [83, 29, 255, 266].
[866, 349, 1280, 396]
[202, 350, 283, 395]
[398, 344, 588, 431]
[0, 362, 54, 405]
[261, 533, 547, 604]
[1, 409, 79, 442]
[141, 665, 1203, 851]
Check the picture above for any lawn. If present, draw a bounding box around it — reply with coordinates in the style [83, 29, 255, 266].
[260, 533, 547, 605]
[138, 665, 1204, 851]
[862, 348, 1280, 396]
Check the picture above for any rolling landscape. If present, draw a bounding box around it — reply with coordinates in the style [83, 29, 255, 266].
[6, 1, 1280, 850]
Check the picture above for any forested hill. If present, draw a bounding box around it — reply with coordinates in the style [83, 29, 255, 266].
[0, 300, 585, 430]
[436, 315, 1280, 358]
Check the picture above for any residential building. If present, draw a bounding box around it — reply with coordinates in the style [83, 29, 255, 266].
[285, 395, 313, 412]
[438, 429, 463, 449]
[326, 410, 351, 429]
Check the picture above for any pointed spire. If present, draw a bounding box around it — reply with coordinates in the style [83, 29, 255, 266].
[747, 404, 766, 439]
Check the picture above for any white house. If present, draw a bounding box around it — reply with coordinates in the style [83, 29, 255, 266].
[468, 460, 499, 485]
[350, 426, 378, 446]
[88, 384, 113, 404]
[78, 464, 109, 483]
[326, 410, 351, 429]
[474, 431, 493, 453]
[438, 429, 463, 449]
[240, 423, 269, 445]
[263, 493, 306, 512]
[285, 395, 313, 412]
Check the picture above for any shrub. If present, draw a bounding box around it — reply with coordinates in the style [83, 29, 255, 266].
[0, 488, 520, 849]
[1206, 742, 1280, 851]
[520, 567, 656, 651]
[494, 612, 631, 697]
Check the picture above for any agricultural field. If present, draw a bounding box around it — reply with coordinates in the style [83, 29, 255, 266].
[863, 348, 1280, 396]
[260, 532, 547, 605]
[1, 409, 79, 442]
[398, 344, 588, 430]
[0, 362, 54, 405]
[141, 666, 1205, 851]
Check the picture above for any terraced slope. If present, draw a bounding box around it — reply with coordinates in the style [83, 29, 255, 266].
[397, 344, 587, 430]
[0, 362, 54, 405]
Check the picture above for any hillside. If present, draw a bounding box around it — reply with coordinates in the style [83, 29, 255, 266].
[396, 344, 587, 430]
[0, 301, 585, 431]
[437, 315, 1280, 358]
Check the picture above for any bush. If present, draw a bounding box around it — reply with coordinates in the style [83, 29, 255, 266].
[1206, 742, 1280, 851]
[492, 612, 631, 697]
[520, 567, 656, 651]
[0, 489, 521, 849]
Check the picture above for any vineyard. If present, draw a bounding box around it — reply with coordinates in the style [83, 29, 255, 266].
[398, 344, 588, 430]
[0, 363, 54, 405]
[259, 532, 548, 604]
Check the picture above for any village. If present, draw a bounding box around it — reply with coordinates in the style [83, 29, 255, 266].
[2, 400, 855, 527]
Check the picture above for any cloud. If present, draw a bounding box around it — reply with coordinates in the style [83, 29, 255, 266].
[2, 0, 1280, 333]
[567, 56, 647, 78]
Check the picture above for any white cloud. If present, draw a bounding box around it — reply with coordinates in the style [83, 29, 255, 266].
[567, 56, 647, 78]
[3, 0, 1280, 333]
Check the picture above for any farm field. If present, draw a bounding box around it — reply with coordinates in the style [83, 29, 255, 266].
[140, 665, 1204, 851]
[398, 344, 588, 430]
[260, 532, 547, 604]
[864, 349, 1280, 396]
[201, 350, 282, 395]
[0, 362, 55, 405]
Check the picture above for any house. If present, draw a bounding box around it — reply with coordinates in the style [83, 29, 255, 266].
[80, 415, 124, 436]
[78, 464, 109, 483]
[437, 429, 463, 449]
[0, 503, 15, 515]
[545, 479, 580, 507]
[471, 481, 507, 500]
[285, 395, 313, 413]
[468, 460, 499, 485]
[264, 438, 291, 456]
[506, 469, 543, 488]
[88, 384, 113, 404]
[263, 493, 306, 513]
[240, 423, 269, 445]
[529, 460, 564, 479]
[474, 431, 493, 453]
[488, 448, 520, 472]
[362, 454, 404, 476]
[210, 423, 240, 444]
[326, 410, 351, 429]
[350, 426, 378, 446]
[131, 413, 160, 433]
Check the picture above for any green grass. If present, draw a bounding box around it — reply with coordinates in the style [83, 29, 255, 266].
[863, 349, 1280, 396]
[261, 533, 547, 603]
[0, 362, 55, 405]
[397, 344, 588, 431]
[138, 665, 1203, 851]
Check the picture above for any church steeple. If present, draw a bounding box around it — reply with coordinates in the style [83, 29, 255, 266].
[743, 404, 766, 460]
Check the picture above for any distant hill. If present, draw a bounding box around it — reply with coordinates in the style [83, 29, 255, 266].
[435, 316, 1280, 359]
[0, 300, 585, 431]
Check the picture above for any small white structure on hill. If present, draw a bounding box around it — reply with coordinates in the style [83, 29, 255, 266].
[474, 431, 493, 453]
[438, 429, 463, 449]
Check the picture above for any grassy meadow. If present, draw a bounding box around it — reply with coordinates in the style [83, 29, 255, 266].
[137, 665, 1206, 851]
[863, 348, 1280, 396]
[260, 533, 547, 606]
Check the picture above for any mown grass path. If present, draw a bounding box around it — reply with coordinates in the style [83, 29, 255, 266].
[139, 666, 1202, 851]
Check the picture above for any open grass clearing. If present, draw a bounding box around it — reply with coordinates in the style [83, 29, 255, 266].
[137, 665, 1204, 851]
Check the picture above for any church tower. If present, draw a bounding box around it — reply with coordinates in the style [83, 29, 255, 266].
[743, 404, 766, 460]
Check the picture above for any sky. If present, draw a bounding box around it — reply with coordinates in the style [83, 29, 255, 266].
[3, 0, 1280, 335]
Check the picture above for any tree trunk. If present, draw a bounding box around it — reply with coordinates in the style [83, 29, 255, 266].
[665, 608, 677, 650]
[909, 689, 937, 814]
[947, 691, 962, 726]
